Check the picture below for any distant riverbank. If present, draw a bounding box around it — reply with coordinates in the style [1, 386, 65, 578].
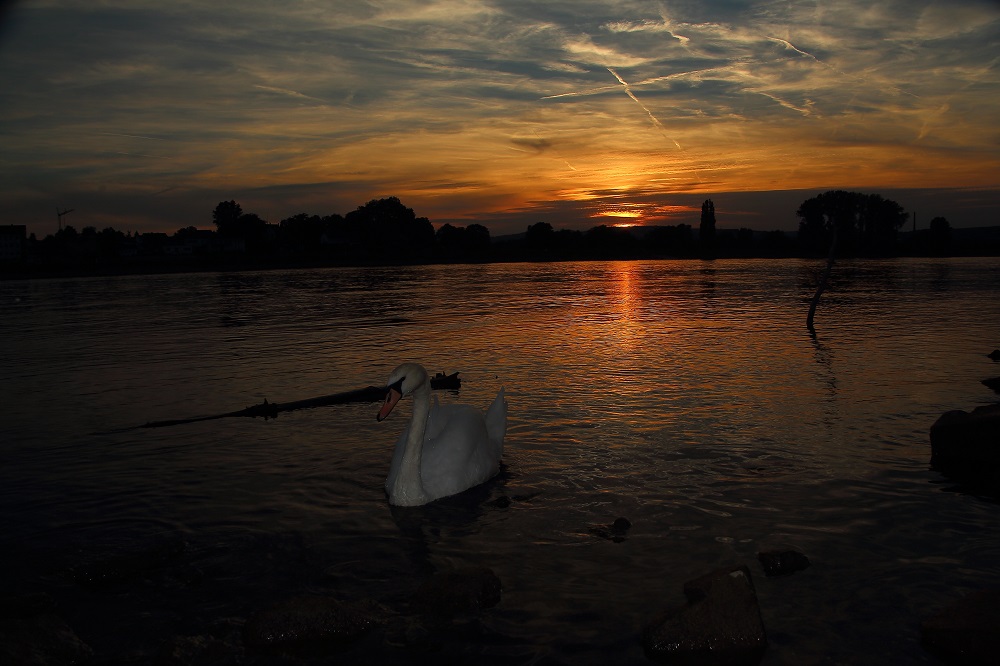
[3, 224, 999, 281]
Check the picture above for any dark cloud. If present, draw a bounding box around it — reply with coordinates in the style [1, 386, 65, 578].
[1, 0, 998, 237]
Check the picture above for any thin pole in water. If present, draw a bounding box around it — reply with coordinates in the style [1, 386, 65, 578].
[807, 226, 837, 335]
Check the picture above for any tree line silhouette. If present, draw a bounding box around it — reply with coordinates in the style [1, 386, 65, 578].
[1, 191, 974, 276]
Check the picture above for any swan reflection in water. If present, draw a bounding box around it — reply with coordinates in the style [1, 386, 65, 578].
[377, 362, 507, 507]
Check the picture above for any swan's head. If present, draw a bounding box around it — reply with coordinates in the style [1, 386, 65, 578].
[376, 362, 428, 422]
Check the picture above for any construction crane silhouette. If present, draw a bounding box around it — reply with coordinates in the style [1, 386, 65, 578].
[57, 207, 75, 231]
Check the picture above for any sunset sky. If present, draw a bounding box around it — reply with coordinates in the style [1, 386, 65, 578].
[1, 0, 998, 238]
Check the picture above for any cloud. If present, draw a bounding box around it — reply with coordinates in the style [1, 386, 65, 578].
[0, 0, 998, 237]
[509, 136, 554, 152]
[915, 1, 999, 38]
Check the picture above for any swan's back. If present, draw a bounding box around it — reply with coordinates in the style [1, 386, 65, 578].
[417, 389, 506, 501]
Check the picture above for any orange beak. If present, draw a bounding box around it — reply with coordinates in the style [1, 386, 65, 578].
[377, 387, 402, 422]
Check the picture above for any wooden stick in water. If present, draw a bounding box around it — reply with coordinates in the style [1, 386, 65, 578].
[139, 371, 461, 429]
[807, 226, 838, 334]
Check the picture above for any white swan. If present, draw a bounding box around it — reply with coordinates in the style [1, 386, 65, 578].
[376, 363, 506, 506]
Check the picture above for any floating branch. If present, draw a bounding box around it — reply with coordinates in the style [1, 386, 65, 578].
[138, 372, 461, 429]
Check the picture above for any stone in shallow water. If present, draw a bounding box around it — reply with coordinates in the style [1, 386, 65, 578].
[155, 633, 242, 666]
[70, 538, 188, 588]
[589, 516, 633, 542]
[0, 614, 93, 666]
[757, 549, 810, 577]
[242, 595, 381, 651]
[921, 589, 1000, 664]
[411, 566, 502, 617]
[642, 564, 767, 665]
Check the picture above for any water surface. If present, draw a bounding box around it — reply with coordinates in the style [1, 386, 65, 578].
[2, 258, 999, 663]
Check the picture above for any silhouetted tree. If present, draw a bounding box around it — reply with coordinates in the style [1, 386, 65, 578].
[798, 191, 853, 333]
[928, 216, 952, 256]
[279, 213, 324, 256]
[646, 224, 694, 257]
[760, 229, 790, 255]
[35, 225, 80, 264]
[55, 224, 78, 241]
[524, 222, 555, 258]
[584, 225, 637, 259]
[96, 227, 126, 262]
[465, 224, 491, 256]
[796, 190, 907, 256]
[237, 213, 271, 254]
[858, 194, 907, 256]
[75, 226, 101, 262]
[317, 213, 349, 252]
[345, 197, 434, 262]
[553, 228, 585, 257]
[212, 200, 243, 236]
[797, 190, 853, 254]
[797, 190, 906, 333]
[435, 223, 465, 261]
[796, 196, 829, 252]
[433, 222, 493, 262]
[700, 199, 716, 256]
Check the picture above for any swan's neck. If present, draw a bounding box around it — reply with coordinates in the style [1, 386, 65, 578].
[389, 383, 431, 506]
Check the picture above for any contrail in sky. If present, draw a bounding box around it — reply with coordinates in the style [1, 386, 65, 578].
[754, 90, 812, 116]
[114, 151, 172, 160]
[540, 67, 721, 100]
[607, 67, 682, 150]
[542, 85, 620, 100]
[254, 84, 328, 104]
[767, 37, 820, 63]
[100, 132, 166, 141]
[767, 35, 919, 101]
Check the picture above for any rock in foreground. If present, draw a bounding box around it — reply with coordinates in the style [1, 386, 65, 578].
[642, 564, 767, 665]
[411, 566, 501, 617]
[921, 589, 1000, 664]
[0, 614, 93, 666]
[243, 595, 381, 652]
[930, 403, 1000, 467]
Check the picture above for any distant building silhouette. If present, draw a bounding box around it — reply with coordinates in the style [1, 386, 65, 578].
[700, 199, 716, 256]
[0, 225, 27, 263]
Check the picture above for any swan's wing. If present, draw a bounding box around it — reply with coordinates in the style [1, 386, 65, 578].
[424, 397, 449, 441]
[485, 387, 507, 449]
[384, 426, 410, 493]
[421, 404, 499, 499]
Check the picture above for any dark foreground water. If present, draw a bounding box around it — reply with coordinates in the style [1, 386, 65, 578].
[1, 258, 999, 664]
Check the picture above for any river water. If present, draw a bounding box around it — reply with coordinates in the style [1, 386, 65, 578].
[1, 258, 998, 664]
